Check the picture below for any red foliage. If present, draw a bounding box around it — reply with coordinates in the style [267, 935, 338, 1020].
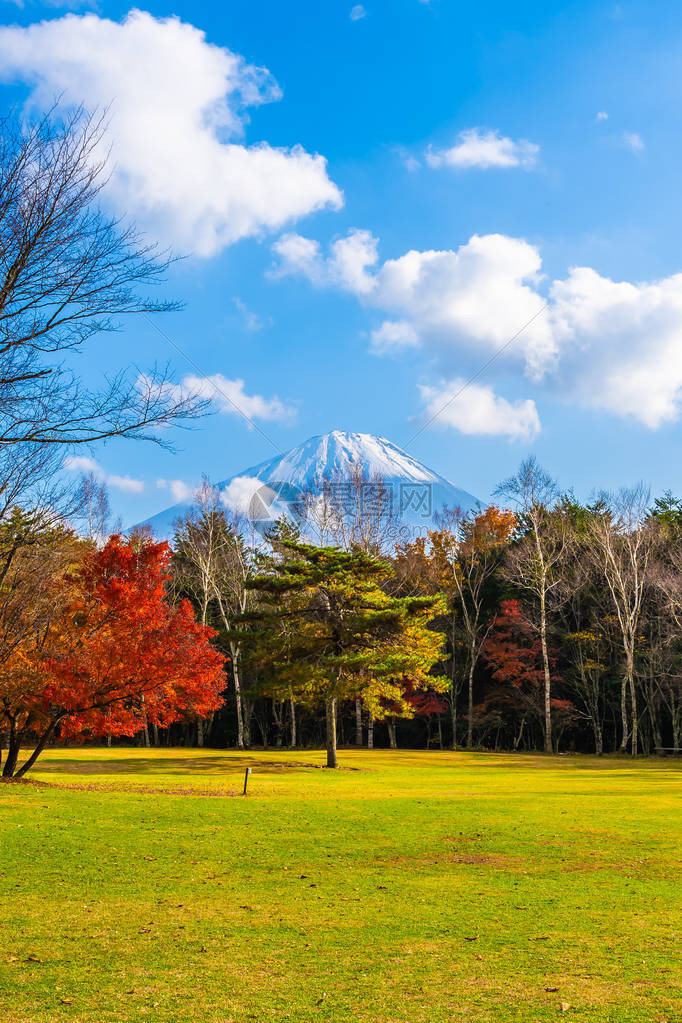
[480, 600, 571, 719]
[482, 599, 546, 690]
[383, 679, 448, 718]
[43, 535, 226, 739]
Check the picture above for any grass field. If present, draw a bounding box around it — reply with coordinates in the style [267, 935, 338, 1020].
[1, 749, 680, 1023]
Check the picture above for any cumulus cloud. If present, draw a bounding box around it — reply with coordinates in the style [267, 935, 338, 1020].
[219, 475, 265, 515]
[418, 380, 541, 440]
[370, 320, 420, 354]
[270, 229, 378, 294]
[596, 111, 609, 122]
[273, 229, 554, 378]
[0, 10, 342, 256]
[168, 374, 297, 426]
[156, 478, 195, 503]
[272, 228, 682, 431]
[426, 128, 539, 171]
[63, 455, 145, 493]
[550, 267, 682, 427]
[350, 4, 366, 19]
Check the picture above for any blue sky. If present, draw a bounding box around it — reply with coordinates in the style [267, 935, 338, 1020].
[1, 0, 682, 523]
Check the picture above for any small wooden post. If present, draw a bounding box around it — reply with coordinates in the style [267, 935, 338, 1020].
[243, 766, 252, 795]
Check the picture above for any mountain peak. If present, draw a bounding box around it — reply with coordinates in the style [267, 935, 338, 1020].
[135, 431, 481, 540]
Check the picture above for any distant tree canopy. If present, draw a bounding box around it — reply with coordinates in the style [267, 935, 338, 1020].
[165, 464, 682, 761]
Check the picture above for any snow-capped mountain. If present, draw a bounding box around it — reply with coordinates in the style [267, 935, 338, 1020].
[136, 431, 481, 541]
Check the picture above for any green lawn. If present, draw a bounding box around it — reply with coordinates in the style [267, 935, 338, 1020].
[1, 749, 680, 1022]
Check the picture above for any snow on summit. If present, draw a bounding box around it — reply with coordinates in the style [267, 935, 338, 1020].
[136, 431, 481, 540]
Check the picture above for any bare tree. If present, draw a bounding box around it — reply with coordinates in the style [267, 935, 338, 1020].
[173, 482, 255, 748]
[433, 505, 515, 748]
[590, 486, 661, 755]
[72, 472, 116, 543]
[495, 458, 570, 753]
[654, 530, 682, 749]
[0, 105, 205, 450]
[298, 464, 402, 556]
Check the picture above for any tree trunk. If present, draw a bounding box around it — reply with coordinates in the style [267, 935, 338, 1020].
[231, 645, 245, 749]
[355, 698, 363, 746]
[14, 721, 60, 779]
[669, 687, 681, 751]
[619, 677, 629, 751]
[2, 719, 19, 778]
[325, 696, 338, 769]
[539, 590, 553, 753]
[243, 697, 253, 749]
[152, 723, 160, 747]
[196, 718, 204, 748]
[141, 696, 150, 748]
[437, 715, 443, 749]
[466, 659, 475, 748]
[593, 720, 603, 756]
[367, 714, 374, 749]
[290, 699, 297, 747]
[627, 656, 638, 755]
[449, 686, 457, 750]
[387, 717, 397, 749]
[516, 716, 528, 750]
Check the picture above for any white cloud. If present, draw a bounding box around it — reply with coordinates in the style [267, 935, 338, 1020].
[273, 230, 555, 378]
[426, 128, 539, 171]
[370, 320, 420, 354]
[270, 234, 326, 284]
[550, 267, 682, 427]
[419, 380, 541, 440]
[107, 474, 145, 494]
[596, 111, 609, 122]
[350, 4, 366, 19]
[623, 130, 644, 153]
[170, 374, 297, 426]
[0, 11, 342, 256]
[271, 229, 378, 295]
[63, 455, 100, 475]
[156, 478, 195, 503]
[63, 455, 145, 493]
[219, 475, 264, 515]
[272, 228, 682, 430]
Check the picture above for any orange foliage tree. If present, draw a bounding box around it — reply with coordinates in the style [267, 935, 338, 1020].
[1, 535, 226, 778]
[394, 506, 515, 748]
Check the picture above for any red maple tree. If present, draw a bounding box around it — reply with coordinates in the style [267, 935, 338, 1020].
[1, 535, 226, 778]
[480, 599, 573, 746]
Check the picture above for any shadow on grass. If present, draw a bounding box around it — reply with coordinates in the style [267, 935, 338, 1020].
[29, 754, 331, 777]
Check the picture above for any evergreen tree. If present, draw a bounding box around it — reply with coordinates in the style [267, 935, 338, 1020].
[239, 539, 445, 767]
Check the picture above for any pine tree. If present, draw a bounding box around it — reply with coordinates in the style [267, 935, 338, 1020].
[238, 539, 445, 767]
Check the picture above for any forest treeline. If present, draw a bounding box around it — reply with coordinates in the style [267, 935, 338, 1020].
[165, 457, 682, 760]
[2, 452, 682, 771]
